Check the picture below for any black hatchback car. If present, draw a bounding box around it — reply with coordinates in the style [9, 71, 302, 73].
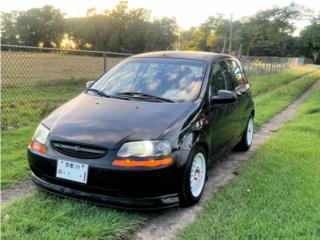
[28, 51, 254, 209]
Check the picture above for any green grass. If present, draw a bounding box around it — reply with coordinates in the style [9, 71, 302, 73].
[1, 192, 147, 240]
[1, 126, 36, 188]
[2, 84, 84, 129]
[1, 51, 125, 130]
[179, 78, 320, 239]
[254, 70, 320, 130]
[1, 51, 124, 88]
[250, 65, 319, 97]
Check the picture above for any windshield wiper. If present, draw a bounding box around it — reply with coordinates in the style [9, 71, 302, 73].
[116, 92, 174, 103]
[87, 88, 112, 98]
[87, 88, 130, 100]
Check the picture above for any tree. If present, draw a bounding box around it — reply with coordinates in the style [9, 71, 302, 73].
[178, 3, 306, 56]
[144, 17, 178, 51]
[300, 17, 320, 63]
[239, 3, 304, 56]
[1, 2, 316, 57]
[1, 11, 19, 44]
[1, 5, 65, 47]
[179, 27, 198, 50]
[121, 8, 150, 52]
[65, 1, 178, 52]
[179, 15, 227, 52]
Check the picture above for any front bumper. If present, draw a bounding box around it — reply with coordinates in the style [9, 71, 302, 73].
[28, 148, 190, 210]
[32, 173, 179, 210]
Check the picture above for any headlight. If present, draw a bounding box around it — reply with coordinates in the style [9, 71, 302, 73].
[117, 140, 171, 157]
[33, 124, 50, 145]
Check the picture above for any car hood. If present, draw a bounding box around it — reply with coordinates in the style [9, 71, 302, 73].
[43, 93, 194, 149]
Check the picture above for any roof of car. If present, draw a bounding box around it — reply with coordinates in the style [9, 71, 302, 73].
[131, 51, 232, 63]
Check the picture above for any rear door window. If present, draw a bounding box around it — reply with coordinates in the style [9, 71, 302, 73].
[226, 60, 243, 90]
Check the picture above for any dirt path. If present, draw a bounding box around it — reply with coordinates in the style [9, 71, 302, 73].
[132, 79, 320, 240]
[1, 180, 35, 206]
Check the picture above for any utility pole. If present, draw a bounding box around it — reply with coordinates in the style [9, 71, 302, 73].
[228, 13, 233, 54]
[221, 33, 226, 53]
[238, 44, 242, 56]
[178, 30, 182, 50]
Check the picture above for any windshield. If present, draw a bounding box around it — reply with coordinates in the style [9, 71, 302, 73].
[90, 58, 206, 102]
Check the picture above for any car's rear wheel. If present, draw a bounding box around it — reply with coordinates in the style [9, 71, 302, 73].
[179, 146, 207, 207]
[236, 115, 254, 151]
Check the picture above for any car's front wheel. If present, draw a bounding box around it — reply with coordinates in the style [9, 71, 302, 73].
[179, 146, 207, 206]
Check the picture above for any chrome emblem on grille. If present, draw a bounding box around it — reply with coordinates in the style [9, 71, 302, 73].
[74, 145, 80, 151]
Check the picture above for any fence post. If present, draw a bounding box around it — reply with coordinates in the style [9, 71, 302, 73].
[103, 53, 107, 73]
[264, 57, 267, 75]
[249, 56, 251, 77]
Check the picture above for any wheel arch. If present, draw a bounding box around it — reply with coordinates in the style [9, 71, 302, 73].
[198, 142, 209, 160]
[251, 109, 255, 118]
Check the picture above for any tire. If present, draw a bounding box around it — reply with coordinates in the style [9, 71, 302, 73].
[179, 146, 207, 207]
[235, 115, 254, 151]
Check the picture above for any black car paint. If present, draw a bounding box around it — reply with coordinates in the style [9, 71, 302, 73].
[28, 52, 254, 209]
[42, 93, 196, 150]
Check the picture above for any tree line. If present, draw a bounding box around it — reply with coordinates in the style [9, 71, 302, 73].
[1, 1, 319, 62]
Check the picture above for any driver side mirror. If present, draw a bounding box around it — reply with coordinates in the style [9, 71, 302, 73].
[211, 90, 236, 104]
[86, 81, 95, 89]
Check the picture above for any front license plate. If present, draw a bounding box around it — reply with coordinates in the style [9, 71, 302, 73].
[56, 160, 88, 183]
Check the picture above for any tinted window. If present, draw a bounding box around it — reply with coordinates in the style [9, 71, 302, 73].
[226, 60, 243, 89]
[210, 61, 234, 95]
[91, 58, 206, 102]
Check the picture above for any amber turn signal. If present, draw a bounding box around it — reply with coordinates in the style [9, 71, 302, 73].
[29, 140, 46, 153]
[112, 157, 173, 167]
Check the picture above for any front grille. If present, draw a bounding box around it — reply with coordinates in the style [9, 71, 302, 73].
[52, 141, 107, 159]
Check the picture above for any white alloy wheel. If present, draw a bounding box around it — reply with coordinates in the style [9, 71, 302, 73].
[190, 152, 206, 198]
[246, 118, 254, 146]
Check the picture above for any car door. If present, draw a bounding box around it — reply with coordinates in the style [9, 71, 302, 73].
[209, 61, 237, 155]
[226, 59, 251, 137]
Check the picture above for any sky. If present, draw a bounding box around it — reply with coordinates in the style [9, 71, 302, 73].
[1, 0, 319, 30]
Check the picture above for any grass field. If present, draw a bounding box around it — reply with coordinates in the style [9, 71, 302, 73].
[1, 66, 319, 240]
[1, 193, 147, 240]
[254, 69, 320, 129]
[1, 126, 36, 188]
[250, 65, 319, 97]
[2, 84, 84, 129]
[1, 51, 125, 88]
[179, 82, 320, 240]
[1, 51, 127, 130]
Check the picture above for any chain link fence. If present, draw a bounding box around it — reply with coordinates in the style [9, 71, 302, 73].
[1, 44, 131, 130]
[238, 56, 302, 77]
[1, 44, 302, 130]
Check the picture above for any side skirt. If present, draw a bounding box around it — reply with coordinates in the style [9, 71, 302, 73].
[207, 135, 242, 169]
